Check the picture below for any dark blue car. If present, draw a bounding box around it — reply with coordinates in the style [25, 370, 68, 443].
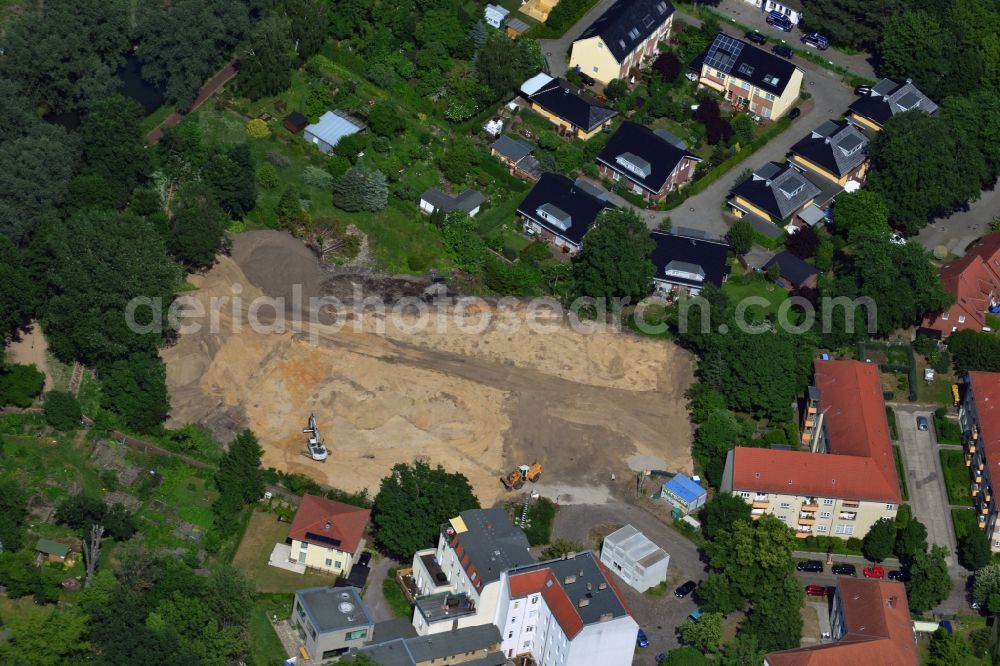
[637, 629, 650, 648]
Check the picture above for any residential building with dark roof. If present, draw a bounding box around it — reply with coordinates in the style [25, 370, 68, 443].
[410, 508, 535, 636]
[288, 494, 371, 577]
[517, 173, 614, 254]
[521, 74, 618, 140]
[569, 0, 675, 84]
[765, 579, 917, 666]
[729, 161, 821, 226]
[350, 624, 505, 666]
[491, 135, 541, 181]
[789, 119, 870, 186]
[649, 230, 730, 295]
[959, 371, 1000, 550]
[596, 122, 701, 200]
[292, 586, 374, 661]
[419, 188, 486, 217]
[495, 550, 639, 665]
[921, 234, 1000, 337]
[721, 359, 901, 541]
[763, 250, 819, 288]
[848, 78, 938, 131]
[697, 33, 804, 119]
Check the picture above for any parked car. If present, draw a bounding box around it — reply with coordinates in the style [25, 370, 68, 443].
[788, 107, 801, 120]
[854, 84, 872, 96]
[971, 599, 983, 610]
[864, 565, 886, 579]
[655, 654, 667, 665]
[805, 584, 829, 597]
[887, 570, 909, 582]
[801, 32, 829, 50]
[832, 563, 857, 576]
[358, 551, 372, 567]
[772, 44, 793, 59]
[674, 580, 697, 598]
[745, 30, 767, 45]
[579, 72, 596, 87]
[637, 629, 650, 648]
[766, 10, 793, 32]
[797, 560, 824, 573]
[689, 607, 704, 622]
[917, 416, 929, 431]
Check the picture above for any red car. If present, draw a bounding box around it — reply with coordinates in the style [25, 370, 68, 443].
[863, 565, 885, 579]
[805, 584, 828, 597]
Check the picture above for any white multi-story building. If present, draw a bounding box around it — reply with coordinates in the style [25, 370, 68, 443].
[600, 525, 669, 593]
[410, 508, 534, 636]
[495, 551, 638, 666]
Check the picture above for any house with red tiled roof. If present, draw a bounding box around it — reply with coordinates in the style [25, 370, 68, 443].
[765, 578, 917, 666]
[922, 234, 1000, 337]
[495, 550, 639, 665]
[288, 494, 371, 576]
[722, 359, 901, 540]
[959, 371, 1000, 550]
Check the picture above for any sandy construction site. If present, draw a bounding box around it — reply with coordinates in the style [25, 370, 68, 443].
[163, 231, 695, 505]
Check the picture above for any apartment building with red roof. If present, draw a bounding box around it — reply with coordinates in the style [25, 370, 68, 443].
[288, 494, 371, 576]
[959, 371, 1000, 550]
[922, 234, 1000, 337]
[721, 359, 901, 540]
[765, 578, 917, 666]
[495, 550, 639, 666]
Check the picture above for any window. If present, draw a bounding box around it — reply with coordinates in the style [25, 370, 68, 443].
[823, 499, 834, 506]
[816, 525, 828, 533]
[820, 511, 831, 518]
[345, 629, 368, 641]
[761, 106, 771, 118]
[995, 540, 1000, 549]
[740, 492, 751, 498]
[765, 92, 775, 101]
[835, 525, 855, 535]
[531, 595, 539, 604]
[511, 617, 516, 624]
[299, 542, 308, 550]
[325, 558, 333, 567]
[777, 515, 786, 522]
[593, 66, 599, 73]
[524, 642, 531, 649]
[335, 560, 342, 569]
[886, 504, 896, 510]
[942, 312, 950, 320]
[779, 502, 790, 509]
[508, 631, 514, 639]
[514, 602, 520, 609]
[958, 315, 966, 323]
[526, 626, 534, 633]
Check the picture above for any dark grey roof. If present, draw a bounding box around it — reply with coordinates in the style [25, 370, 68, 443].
[526, 78, 617, 133]
[453, 508, 534, 585]
[652, 127, 687, 149]
[296, 587, 373, 633]
[492, 135, 534, 162]
[848, 78, 938, 127]
[517, 173, 615, 246]
[369, 618, 417, 644]
[789, 119, 869, 178]
[354, 625, 504, 666]
[420, 188, 485, 213]
[507, 551, 630, 627]
[764, 251, 818, 285]
[649, 231, 730, 288]
[702, 33, 800, 95]
[578, 0, 675, 63]
[597, 121, 700, 194]
[730, 161, 821, 221]
[573, 177, 609, 201]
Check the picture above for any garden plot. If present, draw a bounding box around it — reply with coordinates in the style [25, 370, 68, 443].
[164, 231, 696, 505]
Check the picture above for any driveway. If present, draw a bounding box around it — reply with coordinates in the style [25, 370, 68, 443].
[361, 554, 401, 622]
[539, 0, 620, 77]
[917, 186, 1000, 256]
[894, 405, 958, 569]
[700, 1, 876, 80]
[551, 501, 705, 657]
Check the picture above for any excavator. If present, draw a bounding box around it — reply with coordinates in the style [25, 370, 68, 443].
[499, 463, 542, 491]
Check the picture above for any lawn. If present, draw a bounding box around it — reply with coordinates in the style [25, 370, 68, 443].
[916, 369, 958, 406]
[383, 567, 413, 618]
[0, 424, 105, 501]
[940, 449, 974, 507]
[934, 412, 963, 444]
[232, 510, 337, 593]
[722, 272, 790, 320]
[249, 595, 294, 665]
[952, 507, 980, 542]
[523, 497, 557, 546]
[892, 446, 909, 501]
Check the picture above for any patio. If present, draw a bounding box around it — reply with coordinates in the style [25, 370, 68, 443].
[268, 542, 306, 574]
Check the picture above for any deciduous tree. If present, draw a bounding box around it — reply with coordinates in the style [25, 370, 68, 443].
[238, 15, 295, 100]
[863, 517, 897, 562]
[959, 528, 991, 571]
[169, 182, 228, 268]
[726, 218, 753, 255]
[701, 492, 752, 541]
[574, 209, 656, 300]
[100, 353, 171, 433]
[44, 391, 83, 430]
[906, 544, 952, 612]
[680, 611, 723, 652]
[833, 190, 890, 238]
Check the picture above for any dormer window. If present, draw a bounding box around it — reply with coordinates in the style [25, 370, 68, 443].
[616, 152, 652, 179]
[763, 74, 780, 87]
[628, 27, 640, 40]
[656, 1, 668, 13]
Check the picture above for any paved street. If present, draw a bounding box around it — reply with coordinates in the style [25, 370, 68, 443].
[894, 405, 959, 569]
[362, 554, 401, 622]
[917, 186, 1000, 256]
[550, 501, 706, 657]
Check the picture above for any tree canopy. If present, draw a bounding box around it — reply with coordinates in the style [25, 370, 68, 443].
[574, 209, 656, 300]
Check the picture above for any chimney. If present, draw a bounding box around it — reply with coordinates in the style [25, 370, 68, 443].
[598, 582, 607, 591]
[579, 569, 584, 577]
[586, 582, 593, 592]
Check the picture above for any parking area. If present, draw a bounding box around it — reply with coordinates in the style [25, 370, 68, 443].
[894, 405, 959, 569]
[549, 501, 706, 659]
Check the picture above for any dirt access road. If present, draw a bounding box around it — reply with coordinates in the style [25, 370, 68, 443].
[163, 231, 695, 505]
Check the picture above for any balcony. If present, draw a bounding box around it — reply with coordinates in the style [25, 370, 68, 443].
[839, 512, 858, 521]
[977, 474, 984, 484]
[967, 453, 973, 467]
[801, 499, 818, 511]
[972, 483, 981, 497]
[842, 501, 860, 509]
[979, 517, 987, 530]
[798, 516, 816, 526]
[414, 592, 477, 625]
[795, 530, 811, 539]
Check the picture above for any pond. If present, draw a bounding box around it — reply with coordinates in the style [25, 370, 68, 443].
[44, 53, 165, 130]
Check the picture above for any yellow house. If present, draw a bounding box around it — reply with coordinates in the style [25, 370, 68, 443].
[521, 73, 617, 140]
[847, 78, 938, 131]
[569, 0, 675, 84]
[788, 119, 870, 187]
[728, 161, 819, 225]
[697, 34, 803, 119]
[288, 494, 370, 577]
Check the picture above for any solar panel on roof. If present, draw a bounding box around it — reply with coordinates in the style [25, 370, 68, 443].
[704, 34, 744, 74]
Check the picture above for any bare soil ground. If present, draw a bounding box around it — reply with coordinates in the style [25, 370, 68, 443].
[5, 323, 54, 391]
[163, 231, 695, 505]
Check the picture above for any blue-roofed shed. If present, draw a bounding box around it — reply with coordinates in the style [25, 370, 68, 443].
[660, 473, 707, 514]
[303, 111, 364, 154]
